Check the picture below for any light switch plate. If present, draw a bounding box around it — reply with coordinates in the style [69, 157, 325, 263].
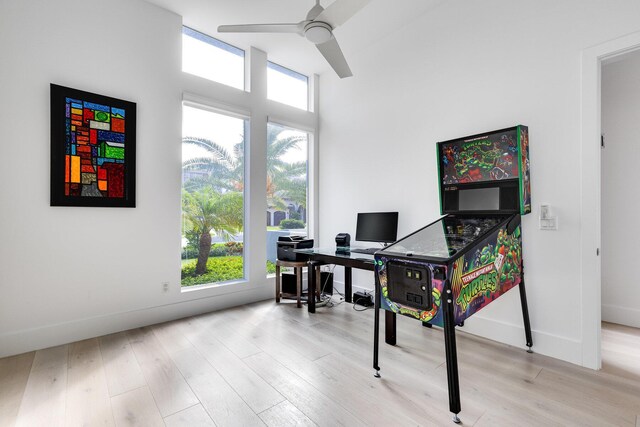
[540, 217, 558, 230]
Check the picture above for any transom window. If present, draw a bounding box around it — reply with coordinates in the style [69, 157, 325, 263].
[267, 61, 309, 110]
[182, 26, 245, 90]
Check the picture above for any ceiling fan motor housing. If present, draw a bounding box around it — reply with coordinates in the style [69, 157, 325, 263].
[304, 21, 333, 44]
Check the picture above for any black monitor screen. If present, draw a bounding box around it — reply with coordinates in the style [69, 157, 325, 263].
[355, 212, 399, 243]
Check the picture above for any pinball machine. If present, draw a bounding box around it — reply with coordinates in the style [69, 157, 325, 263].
[372, 125, 532, 423]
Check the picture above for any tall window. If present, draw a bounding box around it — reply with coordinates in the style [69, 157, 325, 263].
[182, 26, 245, 90]
[181, 104, 246, 287]
[267, 61, 309, 110]
[266, 123, 309, 269]
[180, 25, 317, 290]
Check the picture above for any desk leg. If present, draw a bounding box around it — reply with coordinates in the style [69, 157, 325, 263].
[373, 273, 381, 377]
[443, 280, 461, 423]
[307, 261, 318, 313]
[275, 264, 281, 303]
[296, 267, 302, 308]
[345, 267, 352, 303]
[384, 311, 396, 345]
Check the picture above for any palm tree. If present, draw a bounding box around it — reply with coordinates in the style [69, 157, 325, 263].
[265, 126, 307, 210]
[182, 137, 241, 192]
[270, 161, 307, 209]
[182, 188, 243, 275]
[182, 128, 307, 209]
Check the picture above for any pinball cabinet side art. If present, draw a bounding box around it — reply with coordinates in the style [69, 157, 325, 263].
[373, 125, 532, 424]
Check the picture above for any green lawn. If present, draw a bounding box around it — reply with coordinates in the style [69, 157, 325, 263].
[181, 256, 276, 287]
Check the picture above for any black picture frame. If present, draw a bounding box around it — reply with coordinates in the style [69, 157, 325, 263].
[50, 84, 136, 207]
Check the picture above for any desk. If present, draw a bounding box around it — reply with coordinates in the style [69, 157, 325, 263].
[295, 248, 397, 345]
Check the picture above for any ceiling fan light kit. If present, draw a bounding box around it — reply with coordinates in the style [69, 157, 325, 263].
[217, 0, 371, 78]
[304, 22, 333, 44]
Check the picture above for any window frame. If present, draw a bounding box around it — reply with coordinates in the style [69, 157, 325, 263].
[265, 121, 312, 276]
[180, 26, 319, 297]
[181, 100, 250, 290]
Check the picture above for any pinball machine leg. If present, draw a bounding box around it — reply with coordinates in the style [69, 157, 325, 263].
[373, 272, 381, 378]
[519, 272, 534, 353]
[443, 282, 461, 423]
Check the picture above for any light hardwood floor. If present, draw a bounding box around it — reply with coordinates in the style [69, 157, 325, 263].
[1, 300, 639, 426]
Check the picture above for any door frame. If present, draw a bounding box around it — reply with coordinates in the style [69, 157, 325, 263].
[580, 32, 640, 369]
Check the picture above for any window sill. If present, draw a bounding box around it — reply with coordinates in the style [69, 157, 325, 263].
[180, 278, 248, 293]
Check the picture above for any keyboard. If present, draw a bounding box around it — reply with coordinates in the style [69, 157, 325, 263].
[350, 247, 380, 255]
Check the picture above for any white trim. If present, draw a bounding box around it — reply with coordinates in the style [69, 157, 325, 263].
[462, 316, 582, 366]
[266, 101, 316, 130]
[580, 31, 640, 370]
[267, 116, 316, 134]
[602, 304, 640, 329]
[182, 92, 251, 119]
[0, 283, 274, 358]
[180, 278, 248, 293]
[334, 280, 582, 364]
[310, 74, 320, 242]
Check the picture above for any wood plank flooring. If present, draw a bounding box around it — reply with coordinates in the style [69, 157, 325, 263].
[1, 300, 639, 426]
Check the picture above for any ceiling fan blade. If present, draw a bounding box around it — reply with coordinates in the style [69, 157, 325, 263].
[314, 0, 371, 28]
[218, 23, 303, 34]
[315, 37, 353, 78]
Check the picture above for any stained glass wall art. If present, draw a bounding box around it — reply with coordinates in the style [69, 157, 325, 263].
[50, 84, 136, 207]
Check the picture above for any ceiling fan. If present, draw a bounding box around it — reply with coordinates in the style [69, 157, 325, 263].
[218, 0, 371, 78]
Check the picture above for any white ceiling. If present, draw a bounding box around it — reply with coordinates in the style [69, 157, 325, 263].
[144, 0, 444, 77]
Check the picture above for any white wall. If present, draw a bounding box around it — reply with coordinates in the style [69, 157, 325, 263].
[0, 0, 273, 358]
[318, 0, 640, 366]
[601, 51, 640, 328]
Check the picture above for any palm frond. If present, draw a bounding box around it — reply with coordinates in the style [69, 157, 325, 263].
[182, 136, 236, 168]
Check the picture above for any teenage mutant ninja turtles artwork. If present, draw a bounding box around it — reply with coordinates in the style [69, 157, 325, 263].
[376, 221, 522, 326]
[377, 259, 447, 327]
[441, 130, 520, 185]
[450, 225, 522, 321]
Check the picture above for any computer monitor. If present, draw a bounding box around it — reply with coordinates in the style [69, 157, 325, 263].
[355, 212, 399, 244]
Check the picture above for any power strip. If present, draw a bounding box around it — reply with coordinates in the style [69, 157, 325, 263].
[353, 291, 374, 307]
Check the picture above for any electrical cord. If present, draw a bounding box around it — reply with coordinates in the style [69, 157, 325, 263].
[300, 264, 376, 311]
[319, 265, 343, 308]
[352, 289, 374, 311]
[302, 264, 341, 308]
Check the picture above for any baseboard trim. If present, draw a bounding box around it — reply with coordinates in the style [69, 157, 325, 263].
[333, 280, 582, 366]
[602, 303, 640, 328]
[0, 284, 273, 358]
[461, 315, 583, 366]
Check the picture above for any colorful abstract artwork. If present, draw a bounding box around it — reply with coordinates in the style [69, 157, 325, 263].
[50, 84, 136, 207]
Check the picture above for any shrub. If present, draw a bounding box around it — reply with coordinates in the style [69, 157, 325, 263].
[266, 260, 276, 274]
[182, 241, 245, 259]
[289, 211, 301, 220]
[181, 256, 277, 286]
[223, 241, 244, 256]
[181, 256, 244, 286]
[279, 219, 305, 229]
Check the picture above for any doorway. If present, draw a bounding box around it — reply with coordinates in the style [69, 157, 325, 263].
[600, 50, 640, 374]
[601, 51, 640, 330]
[580, 31, 640, 370]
